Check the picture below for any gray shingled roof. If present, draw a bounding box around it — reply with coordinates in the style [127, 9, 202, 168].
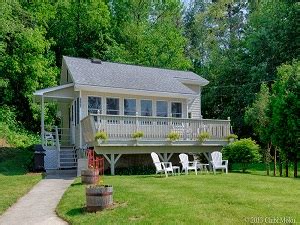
[63, 56, 209, 95]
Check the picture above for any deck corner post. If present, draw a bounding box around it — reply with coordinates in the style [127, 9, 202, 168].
[110, 154, 115, 175]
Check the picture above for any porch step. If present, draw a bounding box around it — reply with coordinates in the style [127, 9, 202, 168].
[59, 146, 77, 169]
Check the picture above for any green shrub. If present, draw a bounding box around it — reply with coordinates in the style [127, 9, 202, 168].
[132, 131, 144, 139]
[197, 132, 211, 143]
[167, 132, 180, 142]
[0, 106, 39, 148]
[95, 131, 108, 141]
[222, 138, 261, 172]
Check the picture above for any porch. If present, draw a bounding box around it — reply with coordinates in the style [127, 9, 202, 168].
[81, 114, 231, 145]
[81, 114, 231, 175]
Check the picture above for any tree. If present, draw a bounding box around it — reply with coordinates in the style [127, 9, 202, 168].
[108, 0, 191, 70]
[245, 83, 272, 175]
[186, 0, 251, 135]
[0, 1, 58, 130]
[48, 0, 112, 66]
[270, 60, 300, 178]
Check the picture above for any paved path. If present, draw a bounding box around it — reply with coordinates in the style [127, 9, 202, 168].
[0, 172, 75, 225]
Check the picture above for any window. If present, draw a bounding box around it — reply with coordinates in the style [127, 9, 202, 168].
[106, 98, 119, 115]
[124, 99, 136, 116]
[171, 102, 182, 118]
[141, 100, 152, 116]
[88, 96, 102, 114]
[156, 101, 168, 117]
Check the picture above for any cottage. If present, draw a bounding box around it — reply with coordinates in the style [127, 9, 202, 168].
[34, 56, 231, 174]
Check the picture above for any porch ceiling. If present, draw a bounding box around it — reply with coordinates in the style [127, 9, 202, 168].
[34, 83, 74, 103]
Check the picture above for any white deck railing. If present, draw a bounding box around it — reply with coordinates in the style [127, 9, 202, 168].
[81, 114, 231, 143]
[42, 127, 71, 147]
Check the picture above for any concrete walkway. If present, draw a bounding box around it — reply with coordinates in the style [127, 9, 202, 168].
[0, 171, 75, 225]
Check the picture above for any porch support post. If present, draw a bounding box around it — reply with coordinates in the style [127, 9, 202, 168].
[157, 153, 164, 162]
[41, 95, 45, 145]
[167, 153, 173, 161]
[203, 152, 213, 171]
[158, 153, 173, 162]
[110, 154, 115, 175]
[203, 152, 210, 162]
[103, 154, 122, 175]
[163, 153, 168, 162]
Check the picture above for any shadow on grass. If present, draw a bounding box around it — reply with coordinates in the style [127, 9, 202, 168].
[71, 182, 83, 187]
[66, 207, 85, 216]
[0, 147, 34, 176]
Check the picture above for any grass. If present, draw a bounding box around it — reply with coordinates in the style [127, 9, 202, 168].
[0, 145, 42, 215]
[0, 172, 41, 215]
[231, 162, 300, 177]
[57, 173, 300, 225]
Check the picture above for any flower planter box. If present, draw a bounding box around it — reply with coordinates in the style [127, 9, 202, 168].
[86, 185, 113, 212]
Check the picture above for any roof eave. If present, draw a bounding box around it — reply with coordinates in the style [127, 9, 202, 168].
[74, 84, 198, 99]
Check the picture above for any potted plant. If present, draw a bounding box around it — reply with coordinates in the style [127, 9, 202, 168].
[167, 132, 180, 143]
[132, 131, 144, 139]
[95, 131, 108, 145]
[197, 132, 211, 143]
[226, 134, 238, 143]
[132, 131, 144, 144]
[86, 184, 113, 212]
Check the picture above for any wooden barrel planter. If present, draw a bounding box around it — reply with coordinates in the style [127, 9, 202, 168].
[81, 169, 99, 185]
[86, 185, 113, 212]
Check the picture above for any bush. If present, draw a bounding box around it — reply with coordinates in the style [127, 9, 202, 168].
[222, 138, 261, 172]
[0, 106, 39, 148]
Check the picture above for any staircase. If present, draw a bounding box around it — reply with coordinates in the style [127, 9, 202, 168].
[59, 146, 77, 169]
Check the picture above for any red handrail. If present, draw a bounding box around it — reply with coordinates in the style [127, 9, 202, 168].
[87, 149, 104, 182]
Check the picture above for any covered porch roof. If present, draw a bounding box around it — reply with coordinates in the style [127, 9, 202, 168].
[33, 83, 74, 103]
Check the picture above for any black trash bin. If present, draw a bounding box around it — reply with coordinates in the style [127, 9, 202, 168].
[34, 145, 46, 172]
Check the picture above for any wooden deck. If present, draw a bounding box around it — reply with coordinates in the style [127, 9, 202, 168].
[81, 114, 231, 146]
[81, 114, 231, 175]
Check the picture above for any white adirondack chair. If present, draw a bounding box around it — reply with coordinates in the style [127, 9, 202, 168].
[151, 152, 174, 177]
[179, 153, 197, 175]
[210, 151, 228, 174]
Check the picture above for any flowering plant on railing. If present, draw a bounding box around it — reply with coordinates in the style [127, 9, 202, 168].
[95, 130, 108, 144]
[132, 131, 144, 140]
[197, 132, 211, 143]
[167, 132, 180, 142]
[226, 134, 238, 142]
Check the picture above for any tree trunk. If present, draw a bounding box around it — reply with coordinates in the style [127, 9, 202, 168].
[279, 156, 283, 177]
[294, 158, 298, 178]
[266, 143, 270, 176]
[273, 147, 276, 176]
[285, 160, 289, 177]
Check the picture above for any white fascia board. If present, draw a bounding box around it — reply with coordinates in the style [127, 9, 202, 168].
[176, 78, 209, 86]
[33, 83, 74, 96]
[74, 84, 198, 99]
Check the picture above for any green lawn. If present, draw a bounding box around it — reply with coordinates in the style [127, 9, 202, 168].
[57, 173, 300, 225]
[0, 173, 41, 215]
[0, 146, 42, 215]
